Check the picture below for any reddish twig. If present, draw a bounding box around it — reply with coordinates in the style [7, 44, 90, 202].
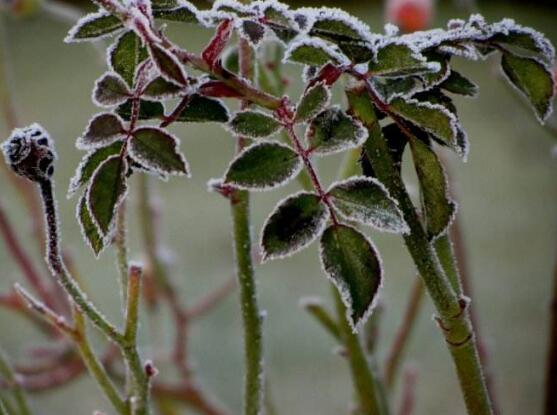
[398, 366, 418, 415]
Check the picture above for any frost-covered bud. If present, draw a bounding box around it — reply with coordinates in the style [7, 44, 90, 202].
[2, 124, 57, 183]
[385, 0, 433, 33]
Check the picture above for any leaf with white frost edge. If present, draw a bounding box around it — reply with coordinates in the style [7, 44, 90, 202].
[320, 224, 383, 332]
[143, 77, 184, 101]
[149, 43, 188, 86]
[295, 83, 331, 123]
[65, 11, 124, 43]
[108, 31, 149, 87]
[409, 137, 457, 240]
[306, 107, 368, 156]
[76, 113, 126, 150]
[93, 72, 131, 108]
[501, 53, 555, 123]
[223, 141, 302, 191]
[238, 19, 266, 46]
[440, 71, 479, 98]
[228, 111, 282, 138]
[68, 141, 123, 199]
[77, 193, 105, 256]
[177, 95, 230, 123]
[86, 155, 128, 237]
[129, 128, 189, 176]
[261, 192, 330, 261]
[328, 176, 409, 234]
[369, 42, 440, 78]
[284, 38, 348, 67]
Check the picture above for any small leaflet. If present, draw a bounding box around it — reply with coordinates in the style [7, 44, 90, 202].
[228, 110, 282, 138]
[295, 82, 331, 123]
[284, 37, 348, 67]
[65, 11, 124, 43]
[76, 113, 126, 150]
[92, 72, 131, 108]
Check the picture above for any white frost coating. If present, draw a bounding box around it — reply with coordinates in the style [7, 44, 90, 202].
[438, 44, 480, 61]
[260, 191, 330, 262]
[283, 36, 350, 67]
[455, 125, 470, 161]
[128, 127, 190, 177]
[76, 113, 126, 150]
[327, 176, 410, 234]
[223, 140, 303, 192]
[235, 18, 266, 48]
[384, 23, 400, 37]
[148, 44, 188, 86]
[319, 224, 384, 333]
[226, 109, 281, 138]
[84, 155, 129, 243]
[64, 10, 124, 43]
[76, 193, 107, 257]
[91, 71, 131, 108]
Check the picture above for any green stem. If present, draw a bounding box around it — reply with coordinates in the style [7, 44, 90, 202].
[434, 235, 462, 294]
[115, 202, 129, 306]
[0, 349, 31, 415]
[72, 310, 127, 415]
[347, 88, 493, 415]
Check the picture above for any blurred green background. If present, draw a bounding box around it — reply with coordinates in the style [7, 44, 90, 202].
[1, 1, 556, 414]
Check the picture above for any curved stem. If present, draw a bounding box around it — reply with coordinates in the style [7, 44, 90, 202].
[0, 349, 31, 415]
[347, 87, 493, 415]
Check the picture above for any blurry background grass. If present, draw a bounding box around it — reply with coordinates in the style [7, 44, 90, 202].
[0, 1, 556, 414]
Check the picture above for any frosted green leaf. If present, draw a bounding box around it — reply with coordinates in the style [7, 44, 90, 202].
[143, 77, 183, 100]
[87, 155, 128, 236]
[93, 72, 131, 107]
[129, 128, 188, 176]
[306, 107, 367, 155]
[177, 95, 229, 123]
[109, 31, 148, 87]
[285, 39, 345, 67]
[65, 12, 123, 43]
[440, 71, 479, 97]
[262, 3, 298, 43]
[328, 177, 408, 233]
[320, 224, 382, 332]
[501, 52, 555, 122]
[229, 111, 281, 138]
[152, 0, 179, 9]
[77, 113, 125, 149]
[389, 98, 458, 148]
[68, 142, 123, 198]
[224, 141, 302, 190]
[153, 4, 200, 23]
[369, 43, 439, 77]
[295, 83, 330, 123]
[117, 100, 165, 121]
[409, 137, 456, 239]
[149, 44, 188, 86]
[261, 192, 329, 261]
[77, 194, 104, 255]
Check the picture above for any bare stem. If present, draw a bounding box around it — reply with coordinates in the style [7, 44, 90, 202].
[115, 202, 129, 307]
[0, 349, 31, 415]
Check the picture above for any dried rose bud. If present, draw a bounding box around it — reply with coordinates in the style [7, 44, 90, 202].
[2, 123, 57, 183]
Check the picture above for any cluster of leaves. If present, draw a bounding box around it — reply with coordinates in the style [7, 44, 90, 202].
[65, 0, 555, 330]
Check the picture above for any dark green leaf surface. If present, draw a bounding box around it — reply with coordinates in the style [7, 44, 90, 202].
[501, 52, 555, 121]
[143, 77, 183, 100]
[306, 108, 366, 155]
[320, 224, 382, 331]
[117, 100, 165, 121]
[149, 44, 188, 86]
[129, 128, 188, 176]
[66, 12, 123, 42]
[328, 177, 408, 233]
[440, 71, 479, 97]
[261, 192, 329, 260]
[224, 142, 302, 190]
[87, 155, 128, 236]
[369, 43, 438, 77]
[409, 137, 456, 239]
[77, 194, 104, 256]
[77, 113, 125, 149]
[229, 111, 281, 138]
[109, 31, 148, 87]
[286, 40, 342, 66]
[177, 95, 229, 123]
[153, 5, 200, 23]
[93, 73, 131, 107]
[295, 83, 330, 123]
[68, 141, 123, 198]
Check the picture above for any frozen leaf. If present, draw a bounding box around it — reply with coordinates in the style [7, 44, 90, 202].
[370, 76, 423, 103]
[262, 3, 298, 43]
[440, 71, 479, 97]
[149, 44, 188, 86]
[129, 127, 189, 176]
[68, 142, 123, 198]
[489, 24, 555, 62]
[109, 31, 148, 87]
[153, 2, 201, 23]
[420, 52, 450, 88]
[306, 107, 367, 155]
[65, 11, 123, 43]
[224, 141, 302, 191]
[328, 176, 408, 233]
[239, 19, 266, 46]
[381, 123, 409, 171]
[93, 72, 131, 107]
[369, 43, 439, 77]
[389, 98, 458, 148]
[77, 113, 126, 149]
[151, 0, 179, 9]
[176, 95, 229, 123]
[284, 38, 347, 67]
[143, 77, 184, 100]
[213, 0, 252, 17]
[409, 137, 456, 239]
[261, 192, 329, 261]
[295, 83, 331, 123]
[501, 52, 555, 122]
[320, 224, 382, 332]
[77, 194, 104, 255]
[87, 155, 128, 236]
[229, 111, 281, 138]
[117, 100, 165, 121]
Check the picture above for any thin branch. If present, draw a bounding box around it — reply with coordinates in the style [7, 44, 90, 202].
[397, 366, 418, 415]
[0, 348, 32, 415]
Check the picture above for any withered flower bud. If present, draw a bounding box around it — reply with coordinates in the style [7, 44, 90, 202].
[2, 123, 57, 183]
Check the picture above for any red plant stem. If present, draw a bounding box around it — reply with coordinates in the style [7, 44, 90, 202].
[0, 201, 56, 310]
[545, 245, 557, 415]
[398, 367, 418, 415]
